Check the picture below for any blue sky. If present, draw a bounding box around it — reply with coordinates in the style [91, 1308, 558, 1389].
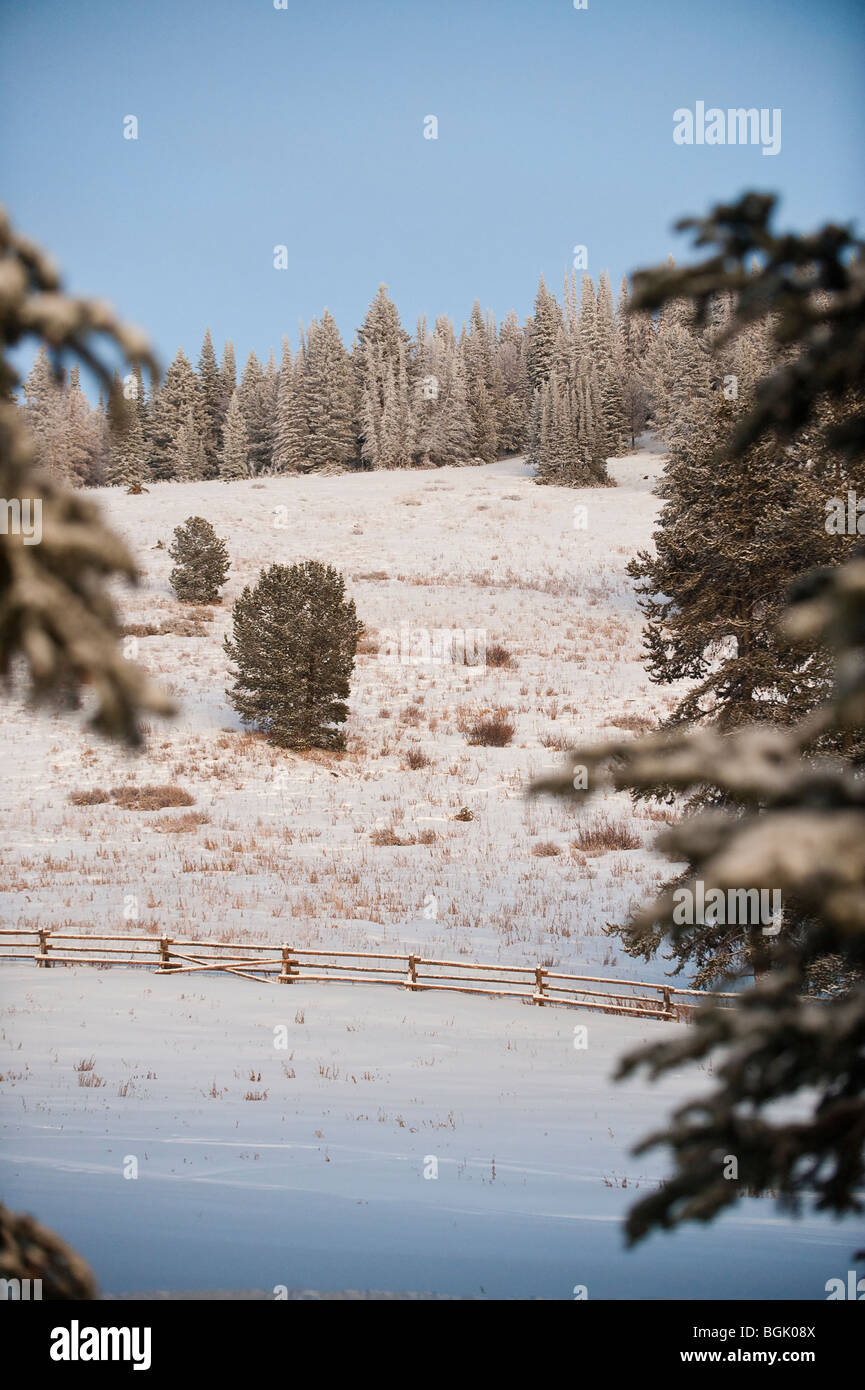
[2, 0, 864, 384]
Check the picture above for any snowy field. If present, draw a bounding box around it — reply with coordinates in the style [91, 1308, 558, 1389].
[0, 964, 854, 1299]
[2, 443, 856, 1297]
[0, 444, 684, 977]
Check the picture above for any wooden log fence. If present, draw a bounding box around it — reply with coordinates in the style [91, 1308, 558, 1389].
[0, 928, 736, 1020]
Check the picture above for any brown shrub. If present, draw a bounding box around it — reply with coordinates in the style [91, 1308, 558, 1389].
[404, 747, 432, 770]
[532, 840, 562, 857]
[69, 788, 111, 806]
[603, 712, 657, 733]
[356, 630, 382, 655]
[370, 826, 409, 846]
[111, 784, 194, 810]
[571, 816, 641, 854]
[69, 785, 195, 811]
[539, 730, 571, 751]
[486, 643, 513, 669]
[122, 612, 213, 639]
[460, 707, 515, 747]
[153, 811, 209, 833]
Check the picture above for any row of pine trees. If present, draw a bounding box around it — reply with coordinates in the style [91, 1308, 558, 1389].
[19, 273, 671, 489]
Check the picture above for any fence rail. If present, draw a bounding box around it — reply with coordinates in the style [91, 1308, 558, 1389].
[0, 928, 735, 1020]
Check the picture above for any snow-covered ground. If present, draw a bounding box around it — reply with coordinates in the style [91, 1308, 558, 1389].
[3, 443, 856, 1297]
[0, 965, 854, 1299]
[0, 443, 683, 977]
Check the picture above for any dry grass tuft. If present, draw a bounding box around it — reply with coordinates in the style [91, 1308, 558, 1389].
[486, 643, 513, 669]
[70, 785, 195, 810]
[404, 747, 432, 770]
[603, 712, 657, 733]
[571, 816, 642, 854]
[153, 810, 209, 833]
[458, 707, 516, 747]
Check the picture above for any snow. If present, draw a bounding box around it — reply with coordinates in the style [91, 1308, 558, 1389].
[0, 441, 683, 980]
[0, 964, 852, 1298]
[2, 441, 854, 1297]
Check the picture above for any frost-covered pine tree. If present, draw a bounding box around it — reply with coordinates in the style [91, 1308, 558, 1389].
[627, 308, 851, 731]
[274, 335, 309, 473]
[107, 389, 148, 489]
[356, 285, 413, 468]
[616, 276, 654, 447]
[595, 271, 628, 454]
[168, 516, 230, 604]
[147, 349, 204, 481]
[198, 326, 223, 478]
[220, 340, 237, 421]
[464, 301, 499, 462]
[526, 276, 563, 394]
[219, 388, 250, 479]
[304, 310, 357, 469]
[22, 346, 61, 452]
[21, 350, 102, 485]
[224, 560, 363, 749]
[412, 315, 472, 466]
[238, 350, 275, 475]
[172, 407, 206, 481]
[272, 336, 295, 472]
[495, 310, 528, 455]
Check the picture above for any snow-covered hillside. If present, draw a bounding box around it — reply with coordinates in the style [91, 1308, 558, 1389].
[0, 443, 685, 978]
[2, 445, 859, 1298]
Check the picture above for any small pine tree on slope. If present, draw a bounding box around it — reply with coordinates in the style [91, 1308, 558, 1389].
[224, 560, 363, 749]
[168, 516, 230, 604]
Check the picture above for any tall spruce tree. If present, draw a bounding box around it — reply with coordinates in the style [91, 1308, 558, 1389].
[616, 276, 654, 447]
[220, 340, 237, 421]
[496, 310, 528, 455]
[356, 285, 413, 468]
[237, 350, 275, 475]
[303, 310, 357, 469]
[464, 301, 499, 462]
[274, 333, 309, 473]
[627, 309, 857, 734]
[219, 387, 250, 479]
[412, 315, 472, 466]
[526, 275, 563, 394]
[224, 560, 363, 749]
[106, 384, 148, 489]
[197, 327, 223, 478]
[534, 193, 865, 1247]
[147, 349, 203, 481]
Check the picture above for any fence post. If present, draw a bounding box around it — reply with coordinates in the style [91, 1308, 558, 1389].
[535, 965, 545, 1005]
[37, 929, 52, 968]
[279, 945, 295, 984]
[158, 937, 174, 973]
[406, 954, 418, 991]
[662, 987, 673, 1019]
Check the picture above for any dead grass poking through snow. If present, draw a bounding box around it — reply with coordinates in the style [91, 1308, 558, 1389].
[571, 815, 642, 855]
[457, 706, 516, 747]
[69, 785, 195, 810]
